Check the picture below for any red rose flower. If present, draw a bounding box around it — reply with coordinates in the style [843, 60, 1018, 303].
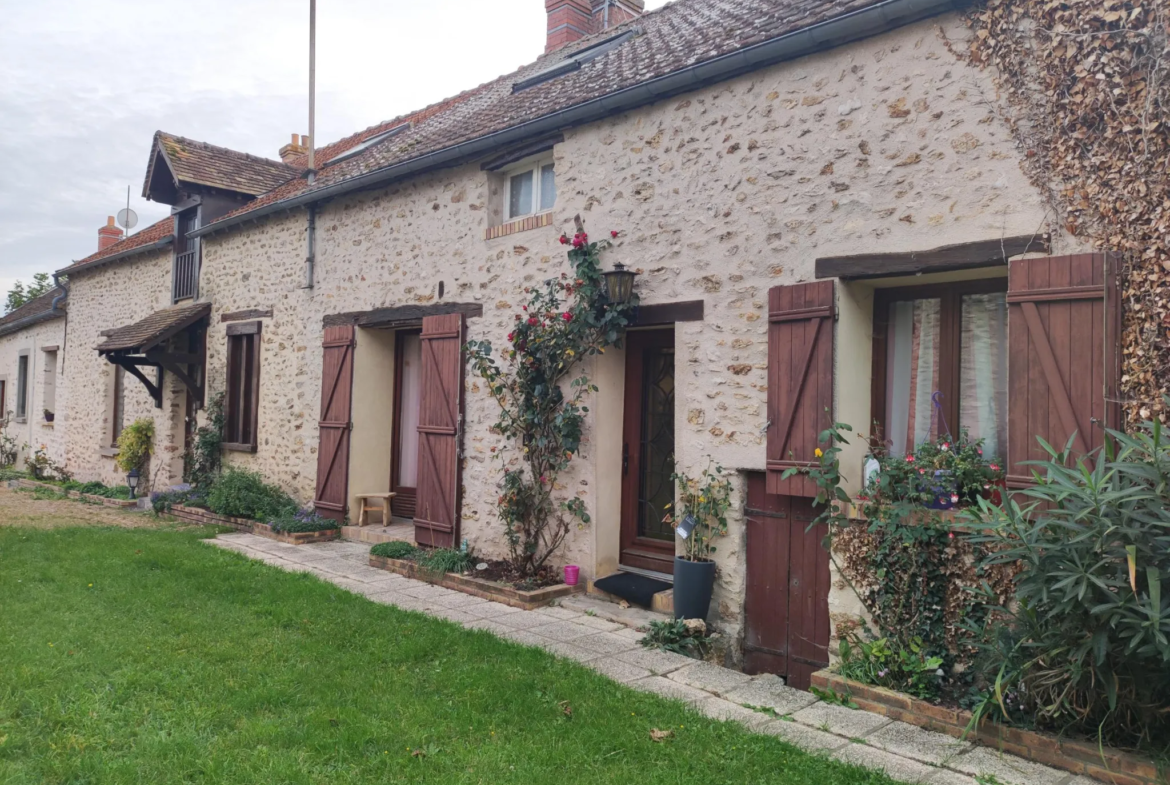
[562, 312, 573, 322]
[611, 230, 619, 238]
[559, 235, 569, 245]
[906, 454, 915, 463]
[527, 317, 538, 325]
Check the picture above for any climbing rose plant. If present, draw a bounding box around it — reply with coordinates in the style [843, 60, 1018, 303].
[466, 224, 636, 576]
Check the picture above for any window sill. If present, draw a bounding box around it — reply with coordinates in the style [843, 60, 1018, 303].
[222, 442, 257, 453]
[13, 417, 27, 424]
[485, 212, 553, 240]
[40, 422, 54, 429]
[99, 447, 119, 458]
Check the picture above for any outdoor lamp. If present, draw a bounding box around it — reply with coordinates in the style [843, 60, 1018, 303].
[126, 468, 140, 499]
[601, 262, 639, 305]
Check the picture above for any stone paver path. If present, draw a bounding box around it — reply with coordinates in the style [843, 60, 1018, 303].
[209, 534, 1085, 785]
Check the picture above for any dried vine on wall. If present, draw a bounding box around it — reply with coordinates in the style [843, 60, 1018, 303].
[962, 0, 1170, 422]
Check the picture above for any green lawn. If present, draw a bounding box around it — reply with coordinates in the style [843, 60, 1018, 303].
[0, 525, 897, 784]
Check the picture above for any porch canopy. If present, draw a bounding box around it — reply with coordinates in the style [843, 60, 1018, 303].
[97, 302, 210, 408]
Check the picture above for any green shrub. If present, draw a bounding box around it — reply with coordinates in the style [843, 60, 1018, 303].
[268, 509, 339, 534]
[205, 468, 297, 521]
[837, 633, 944, 701]
[60, 480, 133, 500]
[639, 619, 709, 658]
[114, 418, 154, 474]
[370, 541, 418, 560]
[962, 416, 1170, 749]
[415, 547, 474, 574]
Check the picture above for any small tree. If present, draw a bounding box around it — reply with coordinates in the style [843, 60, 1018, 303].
[4, 272, 53, 314]
[466, 222, 636, 576]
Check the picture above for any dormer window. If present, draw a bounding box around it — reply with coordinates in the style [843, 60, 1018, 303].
[506, 155, 556, 221]
[172, 207, 201, 302]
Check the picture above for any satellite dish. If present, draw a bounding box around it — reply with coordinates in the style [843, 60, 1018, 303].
[117, 207, 139, 232]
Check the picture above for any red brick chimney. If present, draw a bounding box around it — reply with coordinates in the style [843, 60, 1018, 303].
[98, 216, 123, 251]
[546, 0, 644, 52]
[279, 133, 309, 163]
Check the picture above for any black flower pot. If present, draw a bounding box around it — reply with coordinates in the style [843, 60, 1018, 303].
[673, 556, 716, 621]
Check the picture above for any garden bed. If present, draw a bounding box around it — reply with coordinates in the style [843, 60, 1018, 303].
[368, 554, 583, 610]
[811, 670, 1164, 785]
[168, 505, 339, 543]
[15, 479, 138, 509]
[252, 522, 339, 545]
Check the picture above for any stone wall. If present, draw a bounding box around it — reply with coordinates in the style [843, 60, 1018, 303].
[0, 316, 67, 470]
[61, 249, 183, 491]
[189, 13, 1055, 648]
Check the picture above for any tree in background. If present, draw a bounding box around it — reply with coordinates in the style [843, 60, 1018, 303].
[4, 273, 53, 314]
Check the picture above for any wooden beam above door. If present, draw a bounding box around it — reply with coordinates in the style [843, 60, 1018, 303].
[814, 234, 1051, 280]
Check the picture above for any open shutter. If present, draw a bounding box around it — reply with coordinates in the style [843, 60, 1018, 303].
[766, 281, 835, 497]
[414, 313, 465, 547]
[1006, 253, 1120, 487]
[313, 324, 355, 521]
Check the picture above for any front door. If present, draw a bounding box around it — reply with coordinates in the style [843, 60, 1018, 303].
[620, 329, 676, 574]
[390, 330, 422, 519]
[743, 472, 831, 690]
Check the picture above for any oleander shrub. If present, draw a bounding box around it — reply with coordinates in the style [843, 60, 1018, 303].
[206, 468, 297, 522]
[961, 415, 1170, 749]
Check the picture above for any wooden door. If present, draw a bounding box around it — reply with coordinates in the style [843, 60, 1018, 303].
[744, 472, 831, 690]
[390, 329, 422, 519]
[313, 324, 355, 522]
[766, 281, 835, 496]
[1006, 253, 1120, 487]
[413, 313, 464, 548]
[620, 329, 676, 574]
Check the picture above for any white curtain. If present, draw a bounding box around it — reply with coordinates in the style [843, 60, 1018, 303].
[959, 293, 1008, 459]
[885, 299, 940, 456]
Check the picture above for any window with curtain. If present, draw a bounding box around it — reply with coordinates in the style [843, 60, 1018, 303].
[877, 282, 1008, 459]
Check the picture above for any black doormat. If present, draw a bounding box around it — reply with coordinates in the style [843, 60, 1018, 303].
[593, 572, 672, 609]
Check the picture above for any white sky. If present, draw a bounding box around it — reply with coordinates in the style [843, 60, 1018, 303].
[0, 0, 670, 297]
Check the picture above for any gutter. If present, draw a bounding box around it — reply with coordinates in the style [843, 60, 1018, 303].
[192, 0, 962, 240]
[55, 235, 173, 278]
[0, 307, 62, 339]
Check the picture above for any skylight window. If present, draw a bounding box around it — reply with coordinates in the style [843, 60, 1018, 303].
[512, 29, 638, 93]
[331, 123, 410, 163]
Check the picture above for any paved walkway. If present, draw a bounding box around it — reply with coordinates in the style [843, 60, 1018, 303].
[209, 534, 1090, 785]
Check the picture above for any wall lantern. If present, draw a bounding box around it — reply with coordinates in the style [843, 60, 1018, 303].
[126, 468, 141, 499]
[601, 263, 639, 306]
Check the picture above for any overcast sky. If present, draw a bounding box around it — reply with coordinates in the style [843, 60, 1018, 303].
[0, 0, 669, 297]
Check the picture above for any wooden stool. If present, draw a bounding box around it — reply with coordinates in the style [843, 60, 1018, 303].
[355, 492, 396, 527]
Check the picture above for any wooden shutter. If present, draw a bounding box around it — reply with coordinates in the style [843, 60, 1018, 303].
[414, 313, 465, 547]
[314, 324, 355, 522]
[766, 281, 835, 497]
[223, 322, 261, 451]
[1006, 253, 1120, 487]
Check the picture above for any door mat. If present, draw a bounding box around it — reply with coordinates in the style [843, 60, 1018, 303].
[593, 572, 672, 609]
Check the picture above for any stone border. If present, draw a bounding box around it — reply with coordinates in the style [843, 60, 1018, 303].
[16, 478, 138, 508]
[369, 554, 583, 610]
[812, 670, 1165, 785]
[252, 522, 339, 545]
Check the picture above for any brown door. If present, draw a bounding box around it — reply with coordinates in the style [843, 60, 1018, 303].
[390, 329, 422, 519]
[744, 472, 831, 690]
[313, 324, 356, 522]
[413, 313, 464, 548]
[620, 329, 676, 574]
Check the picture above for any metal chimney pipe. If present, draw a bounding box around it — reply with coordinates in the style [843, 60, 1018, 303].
[307, 0, 316, 181]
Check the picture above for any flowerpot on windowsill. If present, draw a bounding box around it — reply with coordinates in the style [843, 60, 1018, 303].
[43, 411, 55, 423]
[673, 556, 716, 621]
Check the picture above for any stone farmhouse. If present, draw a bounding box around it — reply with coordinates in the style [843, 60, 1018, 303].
[25, 0, 1124, 685]
[0, 288, 68, 469]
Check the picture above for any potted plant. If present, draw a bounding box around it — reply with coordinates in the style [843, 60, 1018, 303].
[115, 418, 155, 497]
[664, 461, 732, 621]
[43, 409, 54, 423]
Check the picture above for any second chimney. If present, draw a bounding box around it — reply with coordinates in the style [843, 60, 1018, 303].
[98, 216, 123, 251]
[545, 0, 644, 52]
[279, 133, 309, 163]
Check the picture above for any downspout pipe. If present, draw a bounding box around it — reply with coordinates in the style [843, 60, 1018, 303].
[303, 205, 317, 289]
[52, 271, 69, 373]
[191, 0, 961, 240]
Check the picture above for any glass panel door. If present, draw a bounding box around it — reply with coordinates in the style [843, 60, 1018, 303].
[391, 331, 422, 519]
[637, 346, 675, 541]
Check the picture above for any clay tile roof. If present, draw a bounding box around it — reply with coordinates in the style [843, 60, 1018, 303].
[204, 0, 896, 230]
[68, 217, 174, 272]
[0, 288, 65, 332]
[96, 301, 211, 354]
[150, 131, 301, 196]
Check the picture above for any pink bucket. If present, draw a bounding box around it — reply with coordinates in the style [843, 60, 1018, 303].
[564, 565, 580, 586]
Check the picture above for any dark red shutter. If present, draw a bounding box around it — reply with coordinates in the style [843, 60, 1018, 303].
[1006, 253, 1120, 487]
[313, 324, 355, 522]
[766, 281, 835, 496]
[414, 313, 465, 547]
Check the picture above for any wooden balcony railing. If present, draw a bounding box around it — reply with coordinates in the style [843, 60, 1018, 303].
[172, 249, 199, 302]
